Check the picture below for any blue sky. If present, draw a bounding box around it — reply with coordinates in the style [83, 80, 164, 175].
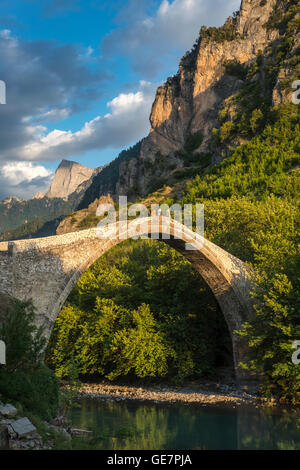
[0, 0, 240, 199]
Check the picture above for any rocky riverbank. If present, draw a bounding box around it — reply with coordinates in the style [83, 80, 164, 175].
[0, 401, 74, 450]
[76, 379, 261, 408]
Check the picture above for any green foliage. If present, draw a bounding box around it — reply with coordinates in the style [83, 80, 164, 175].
[224, 59, 248, 80]
[0, 299, 45, 372]
[183, 101, 300, 400]
[48, 240, 232, 383]
[250, 109, 264, 134]
[200, 18, 237, 43]
[48, 0, 300, 402]
[77, 212, 102, 229]
[238, 273, 300, 403]
[266, 0, 300, 34]
[0, 299, 59, 419]
[219, 121, 236, 143]
[0, 217, 48, 241]
[176, 149, 211, 169]
[147, 177, 168, 194]
[185, 107, 299, 202]
[173, 167, 204, 181]
[184, 131, 203, 152]
[0, 196, 73, 235]
[0, 366, 59, 420]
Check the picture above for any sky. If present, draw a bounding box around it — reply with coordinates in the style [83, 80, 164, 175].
[0, 0, 240, 200]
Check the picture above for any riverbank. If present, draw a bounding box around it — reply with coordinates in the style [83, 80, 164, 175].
[76, 379, 262, 408]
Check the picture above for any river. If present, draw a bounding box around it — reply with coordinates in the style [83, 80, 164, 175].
[70, 398, 300, 450]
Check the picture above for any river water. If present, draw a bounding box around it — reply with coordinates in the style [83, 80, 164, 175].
[70, 398, 300, 450]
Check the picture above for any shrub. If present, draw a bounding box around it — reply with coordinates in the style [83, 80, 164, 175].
[219, 121, 235, 142]
[0, 298, 59, 419]
[224, 59, 248, 80]
[184, 132, 203, 152]
[0, 365, 59, 420]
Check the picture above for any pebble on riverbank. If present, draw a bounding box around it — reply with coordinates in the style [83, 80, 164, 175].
[75, 381, 260, 407]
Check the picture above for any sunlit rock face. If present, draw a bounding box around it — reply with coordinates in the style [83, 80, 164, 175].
[46, 160, 93, 199]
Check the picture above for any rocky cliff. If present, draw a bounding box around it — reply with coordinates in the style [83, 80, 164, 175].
[116, 0, 279, 197]
[46, 160, 94, 199]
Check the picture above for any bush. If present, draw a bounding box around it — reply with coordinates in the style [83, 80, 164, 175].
[0, 366, 59, 420]
[224, 59, 248, 80]
[0, 298, 59, 419]
[184, 132, 203, 152]
[200, 20, 237, 43]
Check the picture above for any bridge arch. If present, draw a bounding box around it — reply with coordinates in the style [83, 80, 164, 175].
[0, 217, 255, 387]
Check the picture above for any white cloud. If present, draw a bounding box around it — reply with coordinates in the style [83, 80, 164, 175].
[0, 161, 54, 199]
[34, 107, 71, 122]
[1, 161, 53, 185]
[0, 28, 109, 165]
[5, 81, 156, 162]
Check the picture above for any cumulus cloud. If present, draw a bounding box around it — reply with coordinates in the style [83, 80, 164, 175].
[3, 81, 156, 162]
[0, 162, 54, 200]
[102, 0, 241, 78]
[0, 29, 109, 164]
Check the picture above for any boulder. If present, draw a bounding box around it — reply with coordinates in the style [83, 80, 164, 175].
[0, 404, 18, 418]
[10, 417, 37, 438]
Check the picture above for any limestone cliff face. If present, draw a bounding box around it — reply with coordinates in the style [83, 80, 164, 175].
[47, 160, 93, 199]
[116, 0, 278, 197]
[146, 0, 277, 151]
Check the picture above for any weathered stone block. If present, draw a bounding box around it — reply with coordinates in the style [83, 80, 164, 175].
[10, 417, 37, 438]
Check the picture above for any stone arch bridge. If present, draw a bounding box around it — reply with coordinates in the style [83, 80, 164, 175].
[0, 217, 256, 387]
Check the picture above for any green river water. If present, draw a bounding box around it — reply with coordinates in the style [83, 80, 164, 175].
[70, 398, 300, 450]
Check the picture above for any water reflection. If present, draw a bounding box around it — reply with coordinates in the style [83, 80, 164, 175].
[70, 399, 300, 450]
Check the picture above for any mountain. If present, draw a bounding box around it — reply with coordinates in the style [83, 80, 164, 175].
[78, 0, 295, 207]
[0, 160, 101, 236]
[46, 159, 93, 199]
[0, 195, 74, 235]
[77, 141, 142, 209]
[116, 0, 279, 196]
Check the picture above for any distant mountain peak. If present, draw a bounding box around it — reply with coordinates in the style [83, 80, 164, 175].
[32, 191, 45, 199]
[46, 159, 93, 199]
[3, 196, 23, 204]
